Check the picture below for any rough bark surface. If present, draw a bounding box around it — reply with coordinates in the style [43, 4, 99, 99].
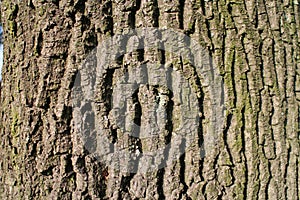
[0, 0, 299, 199]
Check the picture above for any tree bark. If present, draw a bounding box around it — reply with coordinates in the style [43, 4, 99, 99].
[0, 0, 299, 199]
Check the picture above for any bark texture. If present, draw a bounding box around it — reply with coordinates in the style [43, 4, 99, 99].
[0, 0, 300, 199]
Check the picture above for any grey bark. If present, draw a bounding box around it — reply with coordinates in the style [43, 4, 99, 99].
[0, 0, 299, 199]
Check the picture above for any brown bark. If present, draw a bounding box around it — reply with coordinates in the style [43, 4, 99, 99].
[0, 0, 299, 199]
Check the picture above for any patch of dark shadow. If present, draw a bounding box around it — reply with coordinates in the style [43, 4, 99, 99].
[116, 54, 125, 66]
[193, 74, 205, 178]
[179, 139, 188, 199]
[35, 30, 43, 56]
[157, 168, 166, 200]
[298, 106, 300, 137]
[68, 172, 76, 188]
[65, 154, 74, 174]
[41, 166, 54, 176]
[41, 95, 51, 111]
[240, 106, 248, 199]
[109, 127, 118, 144]
[202, 181, 207, 196]
[227, 3, 233, 16]
[136, 49, 145, 62]
[81, 117, 96, 141]
[179, 0, 185, 29]
[84, 29, 98, 53]
[8, 5, 19, 20]
[240, 106, 246, 153]
[227, 3, 237, 33]
[213, 152, 220, 178]
[51, 0, 59, 7]
[101, 0, 112, 15]
[68, 69, 79, 90]
[159, 49, 166, 64]
[231, 50, 237, 108]
[218, 187, 226, 200]
[165, 90, 174, 145]
[27, 1, 35, 12]
[132, 88, 142, 127]
[128, 10, 136, 28]
[103, 15, 114, 35]
[65, 6, 76, 22]
[49, 52, 68, 60]
[198, 123, 205, 178]
[0, 27, 3, 44]
[152, 0, 160, 27]
[13, 147, 17, 155]
[199, 0, 205, 14]
[29, 143, 37, 157]
[81, 15, 91, 31]
[75, 156, 87, 174]
[254, 8, 259, 29]
[119, 173, 135, 195]
[97, 166, 108, 198]
[221, 112, 235, 184]
[84, 45, 97, 55]
[152, 85, 159, 99]
[135, 0, 142, 10]
[82, 111, 96, 134]
[223, 113, 233, 137]
[61, 105, 73, 124]
[46, 186, 53, 194]
[74, 0, 86, 14]
[127, 95, 143, 173]
[102, 68, 115, 114]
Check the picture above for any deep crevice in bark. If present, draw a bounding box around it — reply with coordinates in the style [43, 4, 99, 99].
[157, 168, 166, 200]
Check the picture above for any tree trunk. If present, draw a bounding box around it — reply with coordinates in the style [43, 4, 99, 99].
[0, 0, 299, 199]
